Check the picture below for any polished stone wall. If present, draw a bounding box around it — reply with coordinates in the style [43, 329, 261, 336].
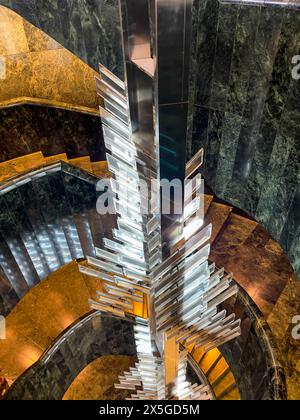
[220, 289, 287, 400]
[0, 105, 105, 162]
[1, 1, 300, 277]
[190, 1, 300, 277]
[0, 0, 123, 78]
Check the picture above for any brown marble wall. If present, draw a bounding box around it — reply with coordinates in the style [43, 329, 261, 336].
[0, 261, 92, 384]
[268, 275, 300, 399]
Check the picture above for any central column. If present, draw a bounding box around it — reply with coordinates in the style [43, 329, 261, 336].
[157, 0, 192, 257]
[119, 0, 193, 392]
[119, 0, 192, 258]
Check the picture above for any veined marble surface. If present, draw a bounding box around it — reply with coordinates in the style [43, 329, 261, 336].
[0, 0, 123, 78]
[190, 0, 300, 278]
[0, 6, 100, 112]
[1, 1, 299, 277]
[0, 105, 105, 163]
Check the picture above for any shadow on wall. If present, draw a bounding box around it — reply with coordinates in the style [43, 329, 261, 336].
[190, 0, 300, 277]
[0, 5, 100, 112]
[0, 105, 105, 162]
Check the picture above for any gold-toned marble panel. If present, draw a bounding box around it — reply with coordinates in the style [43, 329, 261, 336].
[0, 152, 44, 181]
[63, 356, 136, 400]
[22, 19, 61, 53]
[0, 6, 99, 112]
[0, 7, 29, 56]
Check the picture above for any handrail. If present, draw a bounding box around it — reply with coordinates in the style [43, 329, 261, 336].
[0, 160, 100, 193]
[220, 279, 287, 400]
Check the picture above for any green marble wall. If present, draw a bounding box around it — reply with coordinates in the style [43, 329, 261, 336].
[190, 1, 300, 278]
[0, 0, 123, 78]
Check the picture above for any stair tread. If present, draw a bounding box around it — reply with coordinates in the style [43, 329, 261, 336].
[45, 153, 69, 163]
[216, 381, 240, 400]
[220, 387, 240, 400]
[191, 346, 205, 363]
[2, 190, 46, 285]
[0, 231, 29, 299]
[204, 201, 232, 244]
[69, 156, 93, 173]
[208, 358, 230, 384]
[204, 194, 214, 216]
[210, 213, 258, 270]
[91, 161, 110, 178]
[199, 348, 221, 374]
[0, 152, 45, 182]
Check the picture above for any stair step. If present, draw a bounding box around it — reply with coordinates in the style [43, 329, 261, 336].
[0, 231, 29, 299]
[60, 170, 97, 256]
[204, 194, 214, 216]
[69, 156, 93, 173]
[209, 361, 230, 386]
[0, 266, 19, 316]
[44, 154, 69, 163]
[3, 188, 50, 281]
[210, 213, 258, 269]
[191, 346, 205, 364]
[46, 172, 83, 261]
[30, 175, 72, 267]
[0, 195, 40, 289]
[18, 182, 61, 274]
[0, 152, 45, 182]
[216, 381, 240, 400]
[199, 348, 221, 374]
[205, 353, 223, 377]
[91, 161, 110, 178]
[204, 202, 232, 244]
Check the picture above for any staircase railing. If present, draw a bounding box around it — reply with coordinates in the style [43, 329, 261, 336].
[0, 161, 105, 316]
[220, 282, 287, 400]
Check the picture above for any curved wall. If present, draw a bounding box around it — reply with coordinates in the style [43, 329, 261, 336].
[3, 290, 287, 400]
[2, 0, 299, 278]
[220, 287, 287, 400]
[3, 312, 137, 400]
[0, 105, 105, 163]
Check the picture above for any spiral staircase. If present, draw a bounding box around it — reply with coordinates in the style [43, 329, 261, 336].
[0, 151, 292, 399]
